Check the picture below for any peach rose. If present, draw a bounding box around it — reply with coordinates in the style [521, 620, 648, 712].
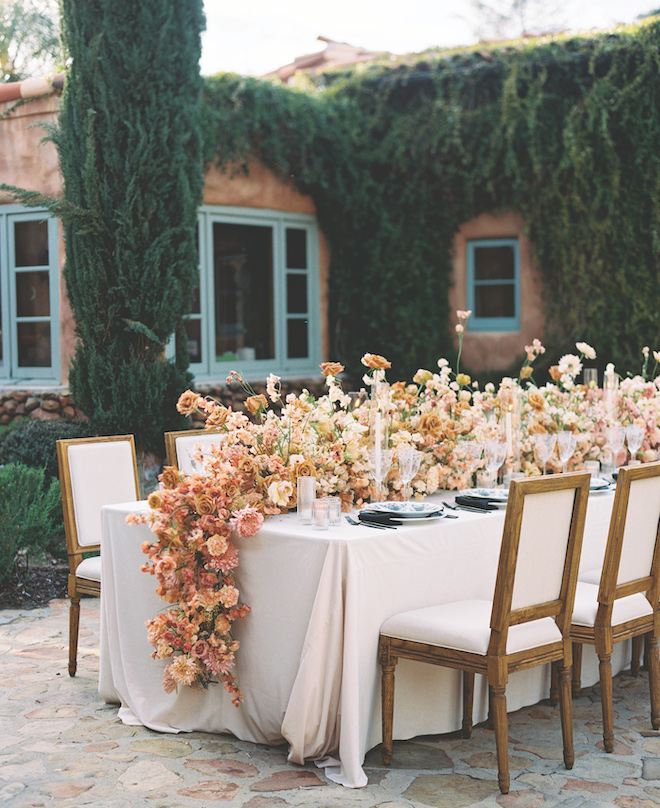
[177, 390, 202, 416]
[245, 394, 268, 416]
[548, 365, 562, 381]
[237, 455, 259, 479]
[160, 466, 180, 489]
[205, 407, 229, 429]
[147, 491, 162, 510]
[194, 493, 216, 515]
[293, 459, 316, 479]
[528, 391, 545, 411]
[418, 411, 444, 439]
[320, 361, 345, 377]
[206, 535, 228, 556]
[361, 353, 391, 370]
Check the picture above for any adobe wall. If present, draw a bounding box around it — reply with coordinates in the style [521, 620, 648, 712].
[449, 211, 545, 374]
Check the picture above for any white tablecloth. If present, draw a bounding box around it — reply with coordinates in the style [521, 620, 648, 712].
[99, 490, 624, 788]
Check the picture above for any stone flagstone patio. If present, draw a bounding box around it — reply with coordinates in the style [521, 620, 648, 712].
[2, 598, 660, 807]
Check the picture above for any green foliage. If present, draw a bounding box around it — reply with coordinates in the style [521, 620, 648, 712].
[0, 464, 64, 585]
[0, 418, 95, 481]
[44, 0, 205, 452]
[202, 20, 660, 381]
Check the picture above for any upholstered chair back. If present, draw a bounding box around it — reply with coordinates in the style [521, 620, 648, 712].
[61, 436, 140, 550]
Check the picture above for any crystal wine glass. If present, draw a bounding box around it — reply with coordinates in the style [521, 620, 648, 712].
[556, 430, 577, 474]
[396, 444, 423, 502]
[625, 423, 644, 464]
[483, 438, 507, 488]
[533, 433, 557, 475]
[463, 440, 483, 486]
[368, 448, 394, 502]
[605, 425, 625, 470]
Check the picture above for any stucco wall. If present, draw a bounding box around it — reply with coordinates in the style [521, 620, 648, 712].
[449, 211, 545, 374]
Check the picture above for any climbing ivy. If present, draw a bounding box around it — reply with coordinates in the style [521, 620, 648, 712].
[202, 18, 660, 382]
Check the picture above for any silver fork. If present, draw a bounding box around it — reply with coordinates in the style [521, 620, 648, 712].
[345, 515, 387, 530]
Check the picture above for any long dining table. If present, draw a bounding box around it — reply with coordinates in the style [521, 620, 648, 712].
[99, 488, 627, 788]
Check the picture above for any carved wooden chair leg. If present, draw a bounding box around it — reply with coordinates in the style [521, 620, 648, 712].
[379, 638, 396, 765]
[462, 671, 475, 739]
[631, 635, 643, 676]
[571, 642, 583, 699]
[549, 660, 559, 706]
[68, 594, 81, 677]
[487, 684, 494, 730]
[490, 683, 510, 794]
[645, 632, 660, 730]
[598, 650, 615, 752]
[558, 661, 575, 769]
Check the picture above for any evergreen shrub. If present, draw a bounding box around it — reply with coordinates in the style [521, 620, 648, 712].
[0, 419, 95, 481]
[0, 464, 65, 585]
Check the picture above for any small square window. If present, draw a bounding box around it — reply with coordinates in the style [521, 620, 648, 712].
[467, 239, 520, 331]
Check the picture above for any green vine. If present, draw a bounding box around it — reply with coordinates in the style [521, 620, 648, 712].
[201, 19, 660, 381]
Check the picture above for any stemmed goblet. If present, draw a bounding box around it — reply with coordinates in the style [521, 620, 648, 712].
[605, 425, 625, 470]
[625, 423, 644, 464]
[368, 448, 394, 502]
[462, 440, 483, 486]
[556, 431, 577, 474]
[483, 438, 507, 488]
[397, 444, 423, 502]
[533, 433, 557, 475]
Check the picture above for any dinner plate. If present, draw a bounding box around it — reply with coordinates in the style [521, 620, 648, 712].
[361, 501, 445, 519]
[470, 488, 509, 502]
[590, 478, 612, 491]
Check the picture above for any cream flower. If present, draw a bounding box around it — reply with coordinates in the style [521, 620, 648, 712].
[576, 342, 596, 360]
[558, 354, 582, 378]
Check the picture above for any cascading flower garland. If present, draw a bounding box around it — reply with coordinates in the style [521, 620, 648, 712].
[134, 315, 660, 698]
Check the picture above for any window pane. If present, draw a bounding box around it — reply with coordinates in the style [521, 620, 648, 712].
[190, 283, 201, 315]
[474, 245, 515, 281]
[16, 271, 51, 317]
[14, 220, 49, 267]
[475, 284, 515, 318]
[17, 322, 51, 367]
[286, 228, 307, 269]
[287, 274, 307, 314]
[213, 222, 274, 361]
[185, 318, 202, 364]
[287, 318, 308, 359]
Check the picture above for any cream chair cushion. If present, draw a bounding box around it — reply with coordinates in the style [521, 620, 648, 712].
[76, 555, 102, 582]
[572, 581, 653, 628]
[381, 600, 562, 656]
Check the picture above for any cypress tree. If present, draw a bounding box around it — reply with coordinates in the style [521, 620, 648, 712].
[53, 0, 205, 455]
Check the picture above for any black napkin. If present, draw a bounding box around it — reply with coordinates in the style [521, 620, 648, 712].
[454, 496, 498, 511]
[358, 512, 403, 526]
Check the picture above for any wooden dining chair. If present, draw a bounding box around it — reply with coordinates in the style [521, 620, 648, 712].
[57, 435, 140, 676]
[379, 472, 591, 794]
[163, 428, 224, 473]
[571, 462, 660, 752]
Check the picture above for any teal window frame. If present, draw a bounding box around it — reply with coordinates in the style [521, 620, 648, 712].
[0, 206, 60, 383]
[188, 206, 322, 381]
[466, 238, 520, 332]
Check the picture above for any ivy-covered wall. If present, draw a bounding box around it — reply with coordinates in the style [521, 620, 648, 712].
[201, 19, 660, 383]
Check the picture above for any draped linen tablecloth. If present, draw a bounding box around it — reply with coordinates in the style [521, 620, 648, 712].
[99, 490, 623, 788]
